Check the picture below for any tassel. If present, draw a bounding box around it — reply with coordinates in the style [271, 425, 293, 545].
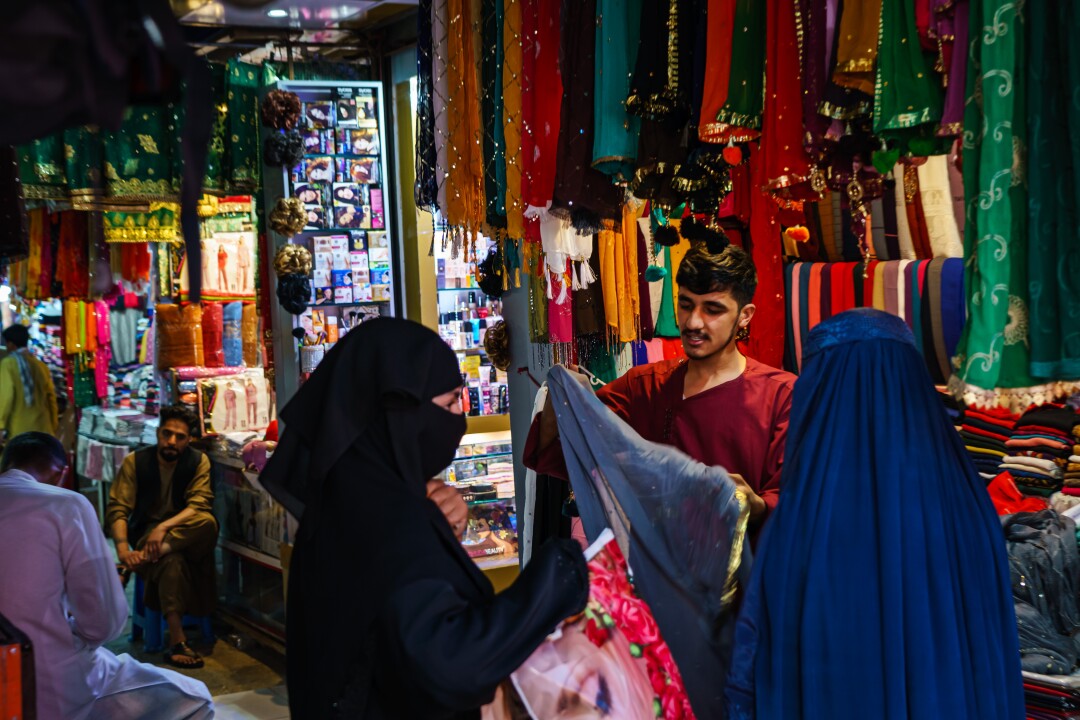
[545, 273, 554, 299]
[579, 259, 596, 286]
[644, 265, 668, 282]
[555, 276, 569, 305]
[571, 264, 582, 291]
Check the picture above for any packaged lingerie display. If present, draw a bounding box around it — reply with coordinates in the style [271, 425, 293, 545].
[1004, 511, 1080, 676]
[198, 369, 273, 436]
[784, 258, 965, 381]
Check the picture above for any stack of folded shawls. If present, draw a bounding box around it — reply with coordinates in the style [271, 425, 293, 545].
[959, 406, 1015, 480]
[1004, 405, 1080, 497]
[1065, 422, 1080, 490]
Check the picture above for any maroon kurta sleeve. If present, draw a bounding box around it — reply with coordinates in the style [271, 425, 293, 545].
[522, 373, 637, 478]
[758, 381, 794, 517]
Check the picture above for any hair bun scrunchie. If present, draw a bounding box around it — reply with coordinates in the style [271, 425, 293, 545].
[276, 274, 311, 315]
[270, 197, 308, 237]
[483, 320, 511, 371]
[273, 243, 313, 277]
[264, 130, 305, 169]
[261, 90, 302, 131]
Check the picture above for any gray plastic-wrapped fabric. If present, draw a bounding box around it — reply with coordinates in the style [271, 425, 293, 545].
[546, 366, 751, 720]
[1004, 510, 1080, 674]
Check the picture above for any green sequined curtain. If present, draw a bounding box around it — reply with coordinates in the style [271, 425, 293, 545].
[227, 59, 262, 193]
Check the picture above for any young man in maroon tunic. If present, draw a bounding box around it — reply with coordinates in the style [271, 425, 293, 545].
[525, 245, 795, 532]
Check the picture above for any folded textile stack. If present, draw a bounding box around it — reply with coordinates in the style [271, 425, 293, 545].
[959, 406, 1015, 480]
[1023, 672, 1080, 719]
[1005, 405, 1080, 497]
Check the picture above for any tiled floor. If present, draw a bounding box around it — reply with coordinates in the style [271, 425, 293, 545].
[212, 685, 289, 720]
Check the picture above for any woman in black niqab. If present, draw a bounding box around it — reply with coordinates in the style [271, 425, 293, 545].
[261, 318, 588, 719]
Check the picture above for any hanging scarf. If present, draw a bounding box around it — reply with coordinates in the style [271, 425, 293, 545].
[94, 300, 111, 400]
[874, 0, 943, 148]
[502, 0, 525, 239]
[481, 0, 507, 229]
[831, 0, 881, 97]
[415, 0, 439, 211]
[226, 59, 261, 193]
[937, 0, 969, 136]
[917, 155, 963, 258]
[11, 348, 35, 407]
[699, 0, 736, 143]
[796, 0, 832, 152]
[762, 0, 811, 189]
[25, 208, 45, 300]
[593, 0, 643, 180]
[444, 0, 486, 237]
[1026, 0, 1080, 381]
[954, 0, 1037, 409]
[713, 0, 766, 136]
[432, 0, 450, 216]
[550, 0, 622, 234]
[523, 0, 563, 208]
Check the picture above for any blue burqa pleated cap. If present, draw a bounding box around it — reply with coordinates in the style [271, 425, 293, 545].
[547, 366, 751, 720]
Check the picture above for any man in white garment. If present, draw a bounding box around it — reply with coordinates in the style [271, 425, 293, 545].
[0, 432, 214, 719]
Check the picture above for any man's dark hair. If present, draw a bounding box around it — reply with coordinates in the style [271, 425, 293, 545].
[158, 405, 199, 437]
[1, 325, 30, 348]
[1, 432, 65, 473]
[675, 245, 758, 307]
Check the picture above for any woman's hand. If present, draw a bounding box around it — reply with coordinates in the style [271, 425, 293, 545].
[427, 479, 469, 539]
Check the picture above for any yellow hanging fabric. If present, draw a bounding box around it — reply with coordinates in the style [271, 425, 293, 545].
[502, 0, 525, 240]
[445, 0, 486, 236]
[25, 209, 44, 300]
[598, 220, 619, 340]
[619, 199, 644, 341]
[667, 219, 691, 312]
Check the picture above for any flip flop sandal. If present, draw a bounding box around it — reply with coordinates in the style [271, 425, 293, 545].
[164, 641, 205, 669]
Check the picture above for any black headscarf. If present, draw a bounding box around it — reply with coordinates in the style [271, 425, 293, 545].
[261, 317, 466, 520]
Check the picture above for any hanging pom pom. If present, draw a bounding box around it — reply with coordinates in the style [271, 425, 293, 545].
[784, 225, 811, 244]
[703, 226, 731, 254]
[644, 265, 669, 282]
[680, 216, 707, 242]
[722, 140, 743, 166]
[264, 131, 305, 168]
[654, 224, 681, 247]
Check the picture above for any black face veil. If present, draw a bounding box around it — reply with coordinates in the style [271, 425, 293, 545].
[261, 317, 465, 519]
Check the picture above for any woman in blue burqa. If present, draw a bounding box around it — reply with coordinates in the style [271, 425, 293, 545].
[725, 308, 1024, 719]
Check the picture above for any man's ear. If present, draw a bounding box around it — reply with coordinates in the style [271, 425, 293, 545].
[740, 302, 757, 327]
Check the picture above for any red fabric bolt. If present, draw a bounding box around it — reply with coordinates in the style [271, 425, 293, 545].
[201, 301, 225, 368]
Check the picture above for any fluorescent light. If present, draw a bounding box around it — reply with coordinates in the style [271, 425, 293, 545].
[266, 8, 289, 18]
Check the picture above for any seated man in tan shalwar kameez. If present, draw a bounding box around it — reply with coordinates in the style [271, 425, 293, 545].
[106, 404, 217, 669]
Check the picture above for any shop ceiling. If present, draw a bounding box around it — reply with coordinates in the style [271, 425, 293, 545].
[172, 0, 420, 65]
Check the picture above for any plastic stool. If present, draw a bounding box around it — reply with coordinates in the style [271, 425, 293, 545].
[129, 575, 214, 653]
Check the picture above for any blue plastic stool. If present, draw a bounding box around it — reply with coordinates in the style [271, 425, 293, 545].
[129, 575, 214, 653]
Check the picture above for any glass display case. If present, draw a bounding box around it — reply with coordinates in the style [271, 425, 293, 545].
[433, 231, 509, 418]
[439, 430, 517, 571]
